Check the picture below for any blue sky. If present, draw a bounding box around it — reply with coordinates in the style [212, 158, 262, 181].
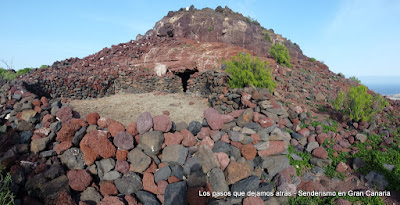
[1, 0, 399, 80]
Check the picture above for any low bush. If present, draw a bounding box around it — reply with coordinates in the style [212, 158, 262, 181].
[262, 30, 272, 43]
[269, 43, 292, 67]
[333, 85, 388, 122]
[0, 164, 14, 205]
[225, 52, 276, 93]
[309, 57, 316, 62]
[349, 76, 361, 84]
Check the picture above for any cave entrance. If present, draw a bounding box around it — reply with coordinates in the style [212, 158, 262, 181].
[175, 69, 197, 92]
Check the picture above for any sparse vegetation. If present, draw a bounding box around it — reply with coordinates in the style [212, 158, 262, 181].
[39, 65, 48, 69]
[349, 76, 361, 84]
[0, 67, 33, 80]
[225, 52, 276, 93]
[0, 164, 14, 205]
[262, 30, 272, 43]
[269, 43, 292, 67]
[333, 85, 388, 122]
[244, 16, 259, 25]
[309, 57, 316, 62]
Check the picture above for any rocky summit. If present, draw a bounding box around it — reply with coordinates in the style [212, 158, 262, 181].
[1, 5, 400, 205]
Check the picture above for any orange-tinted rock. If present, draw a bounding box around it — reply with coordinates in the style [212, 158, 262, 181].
[243, 196, 264, 205]
[181, 129, 196, 147]
[240, 144, 257, 160]
[116, 149, 129, 161]
[86, 112, 100, 125]
[99, 196, 125, 205]
[80, 130, 116, 165]
[108, 121, 125, 137]
[258, 141, 286, 157]
[225, 161, 251, 184]
[214, 152, 230, 171]
[56, 191, 76, 205]
[258, 117, 274, 128]
[71, 118, 88, 127]
[143, 173, 158, 194]
[168, 176, 180, 183]
[97, 118, 116, 128]
[251, 133, 260, 145]
[336, 161, 347, 173]
[157, 180, 168, 194]
[42, 114, 55, 128]
[67, 169, 92, 191]
[153, 115, 172, 132]
[56, 123, 81, 142]
[99, 181, 118, 196]
[164, 132, 183, 146]
[55, 141, 72, 154]
[312, 147, 328, 159]
[145, 160, 158, 173]
[199, 136, 214, 149]
[126, 122, 139, 136]
[56, 106, 73, 123]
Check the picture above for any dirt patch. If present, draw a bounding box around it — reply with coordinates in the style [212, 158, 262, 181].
[69, 92, 209, 126]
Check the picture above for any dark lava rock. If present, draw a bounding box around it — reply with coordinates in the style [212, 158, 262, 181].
[164, 181, 187, 205]
[135, 190, 161, 205]
[188, 121, 202, 136]
[114, 172, 143, 195]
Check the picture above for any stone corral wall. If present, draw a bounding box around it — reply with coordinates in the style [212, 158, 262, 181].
[22, 70, 230, 100]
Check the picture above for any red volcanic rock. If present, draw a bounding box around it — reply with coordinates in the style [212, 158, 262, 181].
[126, 122, 139, 136]
[157, 180, 168, 194]
[181, 129, 196, 147]
[298, 128, 311, 138]
[86, 112, 100, 125]
[229, 110, 244, 118]
[251, 133, 260, 145]
[56, 106, 73, 123]
[56, 191, 76, 205]
[97, 118, 116, 128]
[99, 196, 125, 205]
[71, 118, 88, 127]
[115, 160, 130, 174]
[336, 161, 348, 173]
[56, 123, 81, 142]
[258, 141, 286, 157]
[114, 131, 134, 150]
[316, 133, 328, 145]
[199, 136, 214, 149]
[32, 100, 41, 107]
[214, 152, 230, 171]
[240, 144, 257, 160]
[67, 169, 92, 191]
[164, 132, 183, 146]
[197, 127, 211, 140]
[116, 149, 129, 161]
[258, 117, 274, 128]
[143, 173, 158, 194]
[153, 115, 172, 132]
[42, 114, 55, 128]
[187, 187, 209, 205]
[168, 176, 180, 183]
[162, 110, 170, 116]
[204, 108, 224, 130]
[243, 197, 264, 205]
[136, 112, 153, 134]
[108, 121, 125, 137]
[40, 96, 48, 104]
[55, 141, 72, 154]
[80, 130, 116, 165]
[99, 181, 118, 196]
[312, 147, 328, 159]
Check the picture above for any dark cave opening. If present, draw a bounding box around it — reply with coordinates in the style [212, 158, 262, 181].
[175, 69, 197, 92]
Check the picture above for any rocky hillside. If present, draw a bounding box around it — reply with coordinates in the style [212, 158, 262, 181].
[1, 5, 400, 205]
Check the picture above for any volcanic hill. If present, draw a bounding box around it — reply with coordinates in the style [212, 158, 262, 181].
[1, 5, 400, 205]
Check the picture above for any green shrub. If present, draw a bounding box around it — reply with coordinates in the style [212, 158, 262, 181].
[0, 164, 14, 205]
[349, 76, 361, 84]
[244, 16, 259, 25]
[309, 57, 316, 62]
[225, 52, 276, 93]
[39, 65, 48, 69]
[333, 85, 388, 122]
[16, 68, 32, 76]
[269, 43, 292, 67]
[262, 30, 272, 43]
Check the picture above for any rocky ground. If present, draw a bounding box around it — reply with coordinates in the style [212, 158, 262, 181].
[1, 5, 400, 205]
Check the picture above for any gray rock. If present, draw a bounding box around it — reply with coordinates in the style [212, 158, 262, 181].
[269, 128, 286, 141]
[291, 132, 304, 141]
[187, 170, 207, 187]
[352, 157, 366, 170]
[365, 171, 389, 190]
[114, 172, 143, 195]
[257, 182, 274, 200]
[254, 141, 270, 151]
[290, 153, 302, 161]
[311, 166, 325, 176]
[135, 191, 161, 205]
[209, 168, 229, 195]
[162, 145, 188, 165]
[170, 165, 184, 180]
[197, 145, 220, 173]
[231, 175, 260, 193]
[183, 156, 202, 176]
[103, 171, 121, 181]
[237, 108, 254, 127]
[154, 166, 172, 183]
[50, 121, 62, 133]
[310, 158, 332, 167]
[188, 121, 202, 136]
[305, 141, 319, 152]
[175, 122, 188, 132]
[80, 187, 103, 204]
[44, 164, 65, 180]
[262, 155, 290, 178]
[96, 158, 115, 177]
[228, 131, 245, 142]
[39, 175, 69, 200]
[127, 148, 151, 173]
[257, 128, 270, 141]
[242, 127, 256, 135]
[72, 126, 86, 146]
[139, 131, 164, 155]
[164, 181, 187, 205]
[60, 148, 85, 170]
[303, 172, 317, 181]
[40, 150, 57, 158]
[383, 163, 395, 171]
[355, 134, 367, 143]
[25, 173, 47, 198]
[19, 131, 33, 143]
